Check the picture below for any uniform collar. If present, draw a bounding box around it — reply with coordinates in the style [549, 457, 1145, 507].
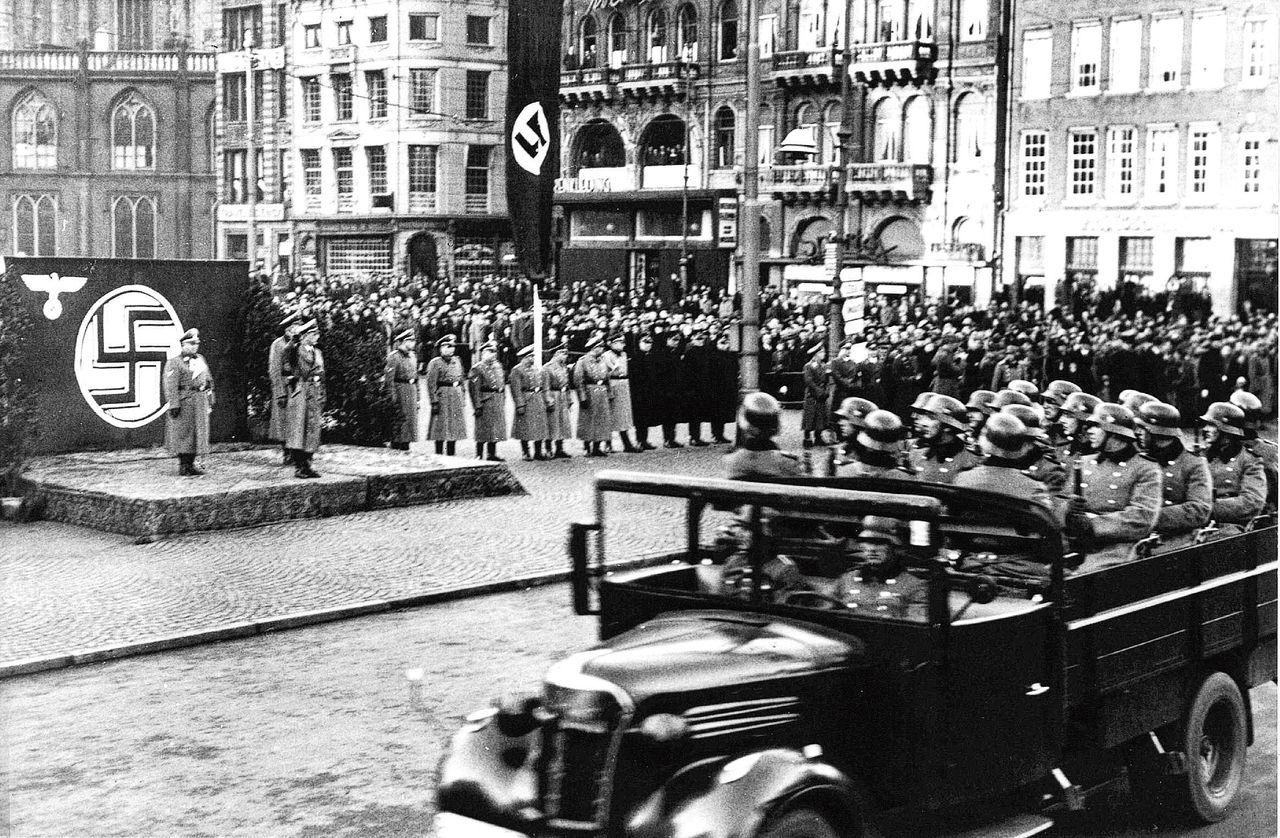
[1207, 438, 1243, 462]
[924, 436, 965, 460]
[1148, 439, 1185, 465]
[1097, 442, 1138, 464]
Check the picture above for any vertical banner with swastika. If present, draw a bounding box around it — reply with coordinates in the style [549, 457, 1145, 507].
[3, 258, 249, 454]
[505, 0, 562, 286]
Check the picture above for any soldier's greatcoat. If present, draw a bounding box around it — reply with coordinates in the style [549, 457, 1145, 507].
[469, 359, 508, 443]
[163, 352, 214, 455]
[509, 359, 549, 440]
[267, 335, 288, 440]
[574, 354, 613, 441]
[1205, 443, 1268, 525]
[1243, 437, 1278, 508]
[1149, 445, 1213, 535]
[910, 439, 981, 484]
[425, 355, 467, 441]
[383, 348, 419, 444]
[604, 349, 634, 431]
[283, 345, 325, 453]
[542, 360, 573, 440]
[801, 358, 831, 433]
[1077, 450, 1163, 543]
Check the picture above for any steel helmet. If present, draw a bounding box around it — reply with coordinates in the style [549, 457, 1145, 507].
[910, 391, 938, 413]
[966, 389, 998, 415]
[1060, 392, 1102, 420]
[1087, 402, 1138, 440]
[1042, 380, 1082, 406]
[738, 392, 783, 438]
[1007, 379, 1041, 403]
[1117, 389, 1138, 404]
[1001, 403, 1047, 440]
[980, 412, 1033, 459]
[1200, 402, 1246, 437]
[857, 409, 908, 452]
[992, 389, 1033, 410]
[922, 394, 968, 431]
[1136, 401, 1182, 437]
[1121, 391, 1158, 414]
[834, 396, 878, 428]
[1229, 391, 1264, 436]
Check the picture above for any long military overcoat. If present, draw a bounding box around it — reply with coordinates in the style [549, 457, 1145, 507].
[542, 361, 573, 440]
[469, 360, 508, 443]
[283, 346, 325, 453]
[425, 355, 468, 441]
[509, 359, 549, 440]
[383, 348, 419, 444]
[163, 352, 214, 456]
[574, 354, 613, 441]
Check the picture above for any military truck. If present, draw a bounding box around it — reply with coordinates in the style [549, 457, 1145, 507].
[437, 471, 1276, 837]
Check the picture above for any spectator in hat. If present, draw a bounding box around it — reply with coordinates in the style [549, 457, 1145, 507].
[163, 328, 215, 476]
[383, 328, 419, 450]
[682, 329, 717, 446]
[541, 342, 574, 459]
[708, 332, 739, 444]
[268, 312, 302, 464]
[283, 319, 325, 478]
[574, 333, 614, 457]
[425, 335, 467, 456]
[509, 344, 549, 460]
[469, 341, 507, 461]
[604, 333, 640, 453]
[801, 342, 831, 448]
[930, 333, 964, 399]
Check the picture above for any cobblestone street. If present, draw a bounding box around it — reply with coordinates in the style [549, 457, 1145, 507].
[0, 415, 789, 672]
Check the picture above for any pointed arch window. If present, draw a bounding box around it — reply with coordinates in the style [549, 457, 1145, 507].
[13, 91, 56, 169]
[608, 13, 627, 67]
[12, 194, 56, 256]
[112, 94, 155, 170]
[713, 106, 736, 168]
[648, 9, 668, 62]
[112, 196, 157, 258]
[580, 16, 599, 67]
[678, 4, 698, 60]
[719, 0, 739, 60]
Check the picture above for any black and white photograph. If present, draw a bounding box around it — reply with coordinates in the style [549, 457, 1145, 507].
[0, 0, 1276, 835]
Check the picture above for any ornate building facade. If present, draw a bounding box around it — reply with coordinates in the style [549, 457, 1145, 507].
[555, 0, 1005, 302]
[1003, 0, 1278, 314]
[257, 0, 514, 280]
[0, 0, 218, 259]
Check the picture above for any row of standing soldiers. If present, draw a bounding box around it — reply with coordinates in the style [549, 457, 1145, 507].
[382, 329, 741, 460]
[773, 371, 1275, 571]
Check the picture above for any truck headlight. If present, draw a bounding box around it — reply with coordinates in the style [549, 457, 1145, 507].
[638, 712, 690, 743]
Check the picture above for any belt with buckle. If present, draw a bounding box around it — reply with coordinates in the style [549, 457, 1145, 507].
[395, 378, 417, 384]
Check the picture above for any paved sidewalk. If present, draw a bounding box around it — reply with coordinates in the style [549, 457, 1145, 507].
[1, 417, 796, 676]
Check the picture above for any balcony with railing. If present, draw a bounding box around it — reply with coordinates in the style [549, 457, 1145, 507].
[771, 48, 844, 89]
[845, 163, 932, 202]
[849, 40, 936, 87]
[616, 60, 695, 100]
[763, 164, 835, 203]
[560, 66, 616, 105]
[929, 240, 986, 262]
[0, 48, 216, 76]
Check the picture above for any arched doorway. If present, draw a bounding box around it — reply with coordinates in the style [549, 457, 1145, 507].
[407, 232, 439, 280]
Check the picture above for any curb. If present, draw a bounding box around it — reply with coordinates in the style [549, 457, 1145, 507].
[0, 553, 679, 680]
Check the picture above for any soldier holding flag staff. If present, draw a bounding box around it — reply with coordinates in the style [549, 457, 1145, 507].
[163, 328, 214, 476]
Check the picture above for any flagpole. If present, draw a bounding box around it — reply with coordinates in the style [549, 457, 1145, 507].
[739, 0, 762, 394]
[533, 285, 544, 364]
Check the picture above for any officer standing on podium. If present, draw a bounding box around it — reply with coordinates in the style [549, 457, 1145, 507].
[426, 334, 466, 456]
[268, 312, 301, 465]
[164, 328, 215, 476]
[283, 319, 325, 479]
[383, 327, 419, 450]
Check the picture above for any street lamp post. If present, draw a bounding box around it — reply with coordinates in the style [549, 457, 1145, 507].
[738, 0, 762, 393]
[244, 30, 258, 271]
[827, 0, 860, 358]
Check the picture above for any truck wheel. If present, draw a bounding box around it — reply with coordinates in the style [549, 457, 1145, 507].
[1178, 671, 1247, 823]
[757, 808, 841, 838]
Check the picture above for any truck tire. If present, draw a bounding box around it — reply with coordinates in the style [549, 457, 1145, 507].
[757, 808, 841, 838]
[1178, 671, 1247, 823]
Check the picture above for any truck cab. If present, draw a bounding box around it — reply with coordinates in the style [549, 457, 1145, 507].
[437, 471, 1277, 837]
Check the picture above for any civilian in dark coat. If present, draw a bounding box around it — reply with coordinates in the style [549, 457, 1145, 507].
[708, 333, 739, 443]
[630, 334, 662, 449]
[651, 330, 686, 447]
[682, 331, 717, 445]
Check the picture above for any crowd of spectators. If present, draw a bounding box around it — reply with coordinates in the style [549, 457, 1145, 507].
[270, 268, 1278, 426]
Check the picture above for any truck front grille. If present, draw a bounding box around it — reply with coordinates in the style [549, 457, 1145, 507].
[541, 686, 628, 830]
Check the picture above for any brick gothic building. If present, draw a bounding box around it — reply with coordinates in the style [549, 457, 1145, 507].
[0, 1, 218, 259]
[1004, 0, 1278, 315]
[265, 0, 514, 280]
[556, 0, 1005, 303]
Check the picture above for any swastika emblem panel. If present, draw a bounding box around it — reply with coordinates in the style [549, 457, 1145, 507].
[74, 285, 184, 429]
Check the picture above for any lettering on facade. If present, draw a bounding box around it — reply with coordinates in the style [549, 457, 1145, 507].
[554, 177, 614, 192]
[718, 197, 738, 247]
[586, 0, 627, 10]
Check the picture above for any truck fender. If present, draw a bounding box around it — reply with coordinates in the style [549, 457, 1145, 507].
[625, 748, 873, 838]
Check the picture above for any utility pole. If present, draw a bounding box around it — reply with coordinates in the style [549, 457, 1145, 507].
[739, 0, 762, 393]
[245, 29, 258, 271]
[827, 0, 862, 356]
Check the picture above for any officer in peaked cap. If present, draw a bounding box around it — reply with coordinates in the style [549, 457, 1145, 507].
[426, 334, 466, 456]
[1072, 403, 1163, 568]
[1229, 390, 1277, 508]
[268, 311, 303, 464]
[1200, 402, 1267, 529]
[801, 342, 831, 449]
[383, 327, 419, 450]
[469, 340, 507, 461]
[163, 327, 215, 476]
[509, 344, 549, 461]
[604, 332, 640, 453]
[1136, 402, 1212, 541]
[574, 332, 614, 457]
[283, 318, 325, 478]
[541, 341, 574, 459]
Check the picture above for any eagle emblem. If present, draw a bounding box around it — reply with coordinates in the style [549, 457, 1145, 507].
[22, 272, 88, 320]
